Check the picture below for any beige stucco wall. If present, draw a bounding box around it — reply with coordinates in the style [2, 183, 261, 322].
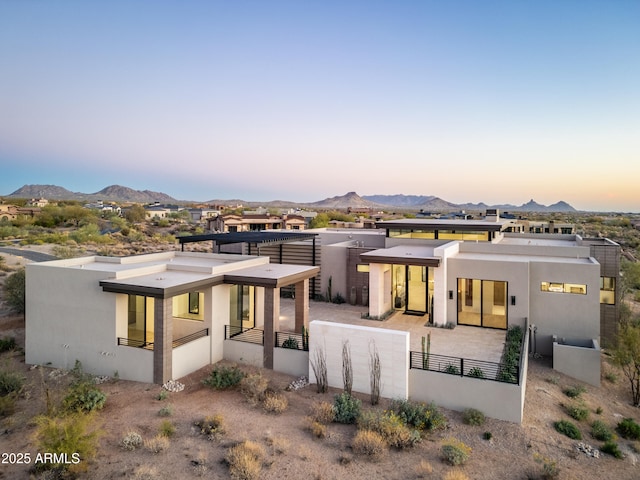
[309, 320, 409, 400]
[320, 243, 349, 300]
[274, 348, 309, 377]
[553, 339, 601, 387]
[223, 340, 264, 367]
[173, 336, 211, 380]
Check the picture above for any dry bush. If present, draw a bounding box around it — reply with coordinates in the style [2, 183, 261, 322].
[307, 420, 327, 439]
[310, 401, 335, 424]
[414, 459, 433, 477]
[263, 391, 288, 414]
[358, 410, 420, 449]
[265, 434, 289, 455]
[240, 373, 269, 405]
[226, 440, 266, 480]
[444, 470, 470, 480]
[133, 464, 159, 480]
[144, 434, 170, 454]
[194, 414, 226, 440]
[351, 429, 387, 460]
[120, 431, 143, 451]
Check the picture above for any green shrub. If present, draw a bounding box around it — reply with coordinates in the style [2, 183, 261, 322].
[554, 420, 582, 440]
[281, 337, 299, 349]
[159, 420, 175, 438]
[0, 370, 24, 396]
[441, 437, 471, 466]
[565, 403, 589, 422]
[158, 404, 173, 417]
[601, 440, 623, 458]
[444, 364, 460, 375]
[617, 417, 640, 440]
[591, 420, 614, 441]
[333, 392, 361, 424]
[157, 390, 168, 401]
[0, 337, 16, 353]
[483, 431, 492, 440]
[390, 399, 447, 431]
[467, 367, 485, 379]
[462, 408, 485, 426]
[563, 385, 586, 399]
[33, 413, 101, 474]
[3, 269, 25, 313]
[0, 393, 17, 417]
[62, 381, 106, 413]
[357, 410, 420, 449]
[203, 364, 245, 390]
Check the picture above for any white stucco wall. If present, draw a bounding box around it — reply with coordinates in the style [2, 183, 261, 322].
[309, 320, 409, 400]
[173, 336, 211, 380]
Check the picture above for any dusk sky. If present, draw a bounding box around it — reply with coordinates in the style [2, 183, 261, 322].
[1, 1, 638, 212]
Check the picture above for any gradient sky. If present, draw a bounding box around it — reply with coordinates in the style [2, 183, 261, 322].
[1, 1, 639, 212]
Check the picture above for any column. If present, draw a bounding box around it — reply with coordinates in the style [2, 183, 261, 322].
[294, 279, 309, 333]
[263, 287, 280, 369]
[153, 297, 173, 384]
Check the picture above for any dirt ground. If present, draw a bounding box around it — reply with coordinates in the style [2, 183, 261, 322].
[1, 248, 640, 479]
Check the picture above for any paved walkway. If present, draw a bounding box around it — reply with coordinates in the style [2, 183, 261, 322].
[0, 247, 58, 263]
[278, 298, 506, 363]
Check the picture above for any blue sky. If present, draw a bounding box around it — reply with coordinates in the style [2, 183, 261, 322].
[1, 1, 639, 211]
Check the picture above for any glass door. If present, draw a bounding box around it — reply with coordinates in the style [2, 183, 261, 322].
[406, 265, 427, 315]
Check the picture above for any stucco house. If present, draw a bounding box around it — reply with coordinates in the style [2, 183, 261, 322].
[25, 251, 318, 384]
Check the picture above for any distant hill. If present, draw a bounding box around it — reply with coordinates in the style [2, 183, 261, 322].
[7, 184, 177, 204]
[308, 191, 382, 209]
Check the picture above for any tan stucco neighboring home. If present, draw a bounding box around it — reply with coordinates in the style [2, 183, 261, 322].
[25, 251, 318, 384]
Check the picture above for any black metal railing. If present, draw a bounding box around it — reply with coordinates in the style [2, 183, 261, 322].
[409, 351, 519, 384]
[173, 328, 209, 348]
[117, 337, 154, 350]
[224, 325, 264, 345]
[275, 331, 309, 351]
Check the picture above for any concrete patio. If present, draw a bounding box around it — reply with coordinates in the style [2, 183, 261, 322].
[278, 298, 506, 364]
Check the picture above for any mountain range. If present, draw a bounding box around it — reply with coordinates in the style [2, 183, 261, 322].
[4, 184, 577, 212]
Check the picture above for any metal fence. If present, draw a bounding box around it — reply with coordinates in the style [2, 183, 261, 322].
[409, 351, 519, 384]
[117, 337, 154, 350]
[172, 328, 209, 348]
[275, 331, 308, 351]
[118, 328, 210, 350]
[224, 325, 264, 345]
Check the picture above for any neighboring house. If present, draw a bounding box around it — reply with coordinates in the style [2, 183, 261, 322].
[25, 251, 318, 384]
[208, 213, 307, 232]
[27, 198, 49, 208]
[84, 200, 121, 215]
[0, 204, 19, 221]
[144, 206, 171, 219]
[188, 208, 220, 223]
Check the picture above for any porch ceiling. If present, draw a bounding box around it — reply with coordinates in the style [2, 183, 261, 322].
[360, 245, 441, 267]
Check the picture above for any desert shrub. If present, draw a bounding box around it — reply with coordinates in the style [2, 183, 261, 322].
[591, 420, 613, 441]
[281, 337, 299, 349]
[226, 440, 265, 480]
[467, 367, 485, 378]
[33, 413, 101, 474]
[144, 434, 169, 454]
[3, 268, 25, 313]
[444, 364, 460, 375]
[0, 393, 17, 417]
[565, 403, 589, 422]
[441, 437, 471, 466]
[265, 434, 289, 455]
[0, 370, 24, 396]
[617, 417, 640, 440]
[157, 390, 168, 401]
[158, 404, 173, 417]
[62, 381, 106, 413]
[333, 392, 361, 424]
[120, 431, 143, 451]
[554, 420, 582, 440]
[390, 399, 447, 431]
[203, 364, 245, 390]
[240, 373, 268, 405]
[195, 414, 226, 440]
[483, 431, 493, 440]
[564, 385, 586, 399]
[351, 430, 387, 460]
[604, 371, 618, 383]
[358, 410, 420, 449]
[414, 459, 433, 477]
[310, 401, 335, 424]
[308, 420, 327, 439]
[262, 391, 288, 414]
[0, 336, 16, 353]
[533, 453, 558, 480]
[159, 420, 175, 437]
[443, 470, 470, 480]
[601, 440, 623, 458]
[462, 408, 485, 426]
[595, 406, 603, 415]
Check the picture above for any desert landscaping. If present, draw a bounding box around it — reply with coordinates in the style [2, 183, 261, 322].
[1, 245, 640, 480]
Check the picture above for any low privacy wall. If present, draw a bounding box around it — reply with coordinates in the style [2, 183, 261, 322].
[553, 337, 600, 387]
[309, 320, 410, 400]
[274, 348, 309, 378]
[223, 340, 264, 368]
[173, 336, 210, 380]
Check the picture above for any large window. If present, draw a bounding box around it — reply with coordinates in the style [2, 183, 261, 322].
[600, 277, 616, 305]
[172, 291, 204, 321]
[230, 285, 255, 330]
[541, 282, 587, 295]
[457, 278, 507, 329]
[127, 295, 154, 343]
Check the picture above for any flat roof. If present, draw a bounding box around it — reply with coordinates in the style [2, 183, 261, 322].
[178, 231, 317, 246]
[377, 218, 514, 232]
[360, 245, 441, 267]
[498, 237, 579, 247]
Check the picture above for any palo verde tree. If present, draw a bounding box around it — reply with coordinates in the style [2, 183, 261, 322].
[4, 268, 26, 314]
[612, 323, 640, 407]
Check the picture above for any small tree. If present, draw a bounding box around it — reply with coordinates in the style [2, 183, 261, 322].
[4, 268, 25, 313]
[612, 324, 640, 406]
